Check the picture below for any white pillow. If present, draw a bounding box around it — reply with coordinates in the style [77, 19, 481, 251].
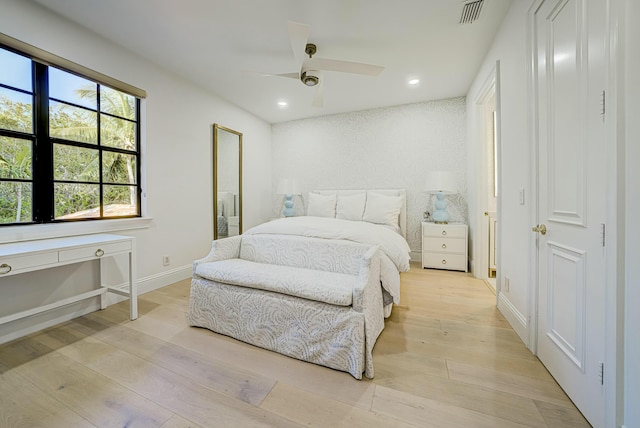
[307, 192, 336, 217]
[363, 192, 402, 227]
[336, 192, 366, 221]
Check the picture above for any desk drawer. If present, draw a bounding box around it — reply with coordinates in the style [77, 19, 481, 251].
[422, 253, 467, 271]
[423, 238, 466, 254]
[59, 241, 131, 262]
[0, 252, 59, 276]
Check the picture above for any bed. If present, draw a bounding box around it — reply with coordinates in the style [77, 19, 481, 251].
[188, 189, 411, 378]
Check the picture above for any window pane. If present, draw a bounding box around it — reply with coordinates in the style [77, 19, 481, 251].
[103, 152, 136, 184]
[0, 181, 32, 224]
[101, 86, 135, 120]
[54, 144, 99, 182]
[0, 47, 32, 92]
[50, 101, 97, 144]
[49, 67, 97, 109]
[104, 185, 137, 216]
[54, 183, 99, 219]
[100, 114, 136, 150]
[0, 137, 32, 179]
[0, 86, 33, 133]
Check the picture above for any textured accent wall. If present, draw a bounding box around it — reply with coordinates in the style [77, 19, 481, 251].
[271, 97, 467, 255]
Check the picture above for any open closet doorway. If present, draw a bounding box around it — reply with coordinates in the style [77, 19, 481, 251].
[474, 62, 500, 294]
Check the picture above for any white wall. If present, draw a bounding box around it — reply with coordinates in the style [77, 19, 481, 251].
[466, 1, 531, 341]
[0, 0, 272, 343]
[624, 1, 639, 426]
[271, 98, 468, 257]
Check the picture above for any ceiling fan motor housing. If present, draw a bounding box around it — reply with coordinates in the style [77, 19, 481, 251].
[301, 70, 320, 86]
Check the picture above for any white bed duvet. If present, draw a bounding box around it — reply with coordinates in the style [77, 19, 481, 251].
[244, 216, 411, 304]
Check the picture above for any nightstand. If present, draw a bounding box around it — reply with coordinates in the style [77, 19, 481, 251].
[422, 222, 468, 272]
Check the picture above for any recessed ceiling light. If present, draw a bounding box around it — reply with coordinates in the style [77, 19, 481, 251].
[277, 101, 288, 107]
[408, 78, 420, 85]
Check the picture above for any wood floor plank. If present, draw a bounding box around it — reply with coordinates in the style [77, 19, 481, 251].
[446, 360, 574, 408]
[52, 334, 302, 428]
[533, 399, 591, 427]
[0, 370, 96, 428]
[61, 320, 277, 407]
[372, 384, 532, 428]
[260, 383, 416, 427]
[160, 414, 203, 428]
[372, 371, 548, 427]
[12, 349, 174, 427]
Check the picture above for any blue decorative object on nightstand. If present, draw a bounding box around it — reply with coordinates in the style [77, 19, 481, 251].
[423, 171, 457, 224]
[431, 191, 450, 223]
[277, 178, 301, 217]
[283, 194, 295, 217]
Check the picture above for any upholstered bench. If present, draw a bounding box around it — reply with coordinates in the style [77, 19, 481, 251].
[188, 234, 385, 379]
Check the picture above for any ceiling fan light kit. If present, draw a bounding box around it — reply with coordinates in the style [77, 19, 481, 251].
[301, 70, 320, 86]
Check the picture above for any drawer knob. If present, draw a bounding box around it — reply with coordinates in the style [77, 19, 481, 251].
[442, 243, 447, 249]
[441, 231, 447, 236]
[0, 263, 12, 274]
[442, 259, 447, 265]
[95, 249, 105, 257]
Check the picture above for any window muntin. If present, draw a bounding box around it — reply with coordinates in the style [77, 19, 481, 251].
[0, 45, 141, 225]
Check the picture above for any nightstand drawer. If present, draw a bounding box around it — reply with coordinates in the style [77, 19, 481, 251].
[422, 253, 467, 271]
[423, 238, 466, 254]
[422, 224, 467, 238]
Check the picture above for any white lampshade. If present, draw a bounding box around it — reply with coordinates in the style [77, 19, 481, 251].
[276, 178, 301, 195]
[423, 171, 457, 194]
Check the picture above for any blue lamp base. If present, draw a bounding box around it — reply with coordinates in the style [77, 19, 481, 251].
[283, 194, 295, 217]
[431, 191, 450, 224]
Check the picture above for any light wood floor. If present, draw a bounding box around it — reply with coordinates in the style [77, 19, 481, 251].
[0, 264, 591, 427]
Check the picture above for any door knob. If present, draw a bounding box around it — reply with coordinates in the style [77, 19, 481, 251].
[532, 224, 547, 235]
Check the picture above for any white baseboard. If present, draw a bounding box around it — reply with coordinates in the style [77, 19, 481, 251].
[0, 264, 192, 346]
[105, 263, 192, 305]
[497, 292, 529, 344]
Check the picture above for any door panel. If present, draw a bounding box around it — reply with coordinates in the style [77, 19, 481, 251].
[533, 0, 606, 426]
[547, 242, 586, 370]
[547, 0, 586, 225]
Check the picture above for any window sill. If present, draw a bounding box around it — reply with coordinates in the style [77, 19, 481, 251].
[0, 217, 153, 244]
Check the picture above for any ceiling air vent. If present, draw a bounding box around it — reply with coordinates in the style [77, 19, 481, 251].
[460, 0, 484, 24]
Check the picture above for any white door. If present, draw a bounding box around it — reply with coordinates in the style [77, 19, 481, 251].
[533, 0, 606, 426]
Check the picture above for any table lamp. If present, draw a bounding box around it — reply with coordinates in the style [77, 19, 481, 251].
[277, 178, 301, 217]
[423, 171, 457, 224]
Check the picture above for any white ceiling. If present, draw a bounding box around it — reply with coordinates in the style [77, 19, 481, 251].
[33, 0, 512, 124]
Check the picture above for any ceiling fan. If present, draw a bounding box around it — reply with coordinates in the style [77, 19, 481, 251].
[254, 21, 385, 107]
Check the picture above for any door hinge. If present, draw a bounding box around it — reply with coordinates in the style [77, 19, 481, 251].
[600, 90, 606, 120]
[598, 361, 604, 386]
[601, 223, 606, 247]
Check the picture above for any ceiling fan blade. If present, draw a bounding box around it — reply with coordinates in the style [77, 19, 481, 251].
[307, 58, 384, 76]
[242, 70, 299, 80]
[312, 76, 324, 108]
[287, 21, 309, 68]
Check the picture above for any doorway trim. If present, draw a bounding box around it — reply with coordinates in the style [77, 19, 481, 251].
[472, 61, 501, 299]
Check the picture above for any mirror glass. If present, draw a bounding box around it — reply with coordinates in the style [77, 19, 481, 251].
[213, 124, 242, 239]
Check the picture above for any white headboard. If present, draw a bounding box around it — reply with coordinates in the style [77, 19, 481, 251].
[314, 189, 407, 238]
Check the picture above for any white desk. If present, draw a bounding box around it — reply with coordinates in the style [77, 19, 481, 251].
[0, 234, 137, 326]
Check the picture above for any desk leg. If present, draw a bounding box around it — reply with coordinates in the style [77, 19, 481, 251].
[129, 243, 138, 320]
[99, 257, 107, 310]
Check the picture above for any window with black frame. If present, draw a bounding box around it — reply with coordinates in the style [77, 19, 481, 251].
[0, 45, 141, 225]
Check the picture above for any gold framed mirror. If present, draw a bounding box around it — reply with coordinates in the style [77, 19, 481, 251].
[213, 124, 242, 240]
